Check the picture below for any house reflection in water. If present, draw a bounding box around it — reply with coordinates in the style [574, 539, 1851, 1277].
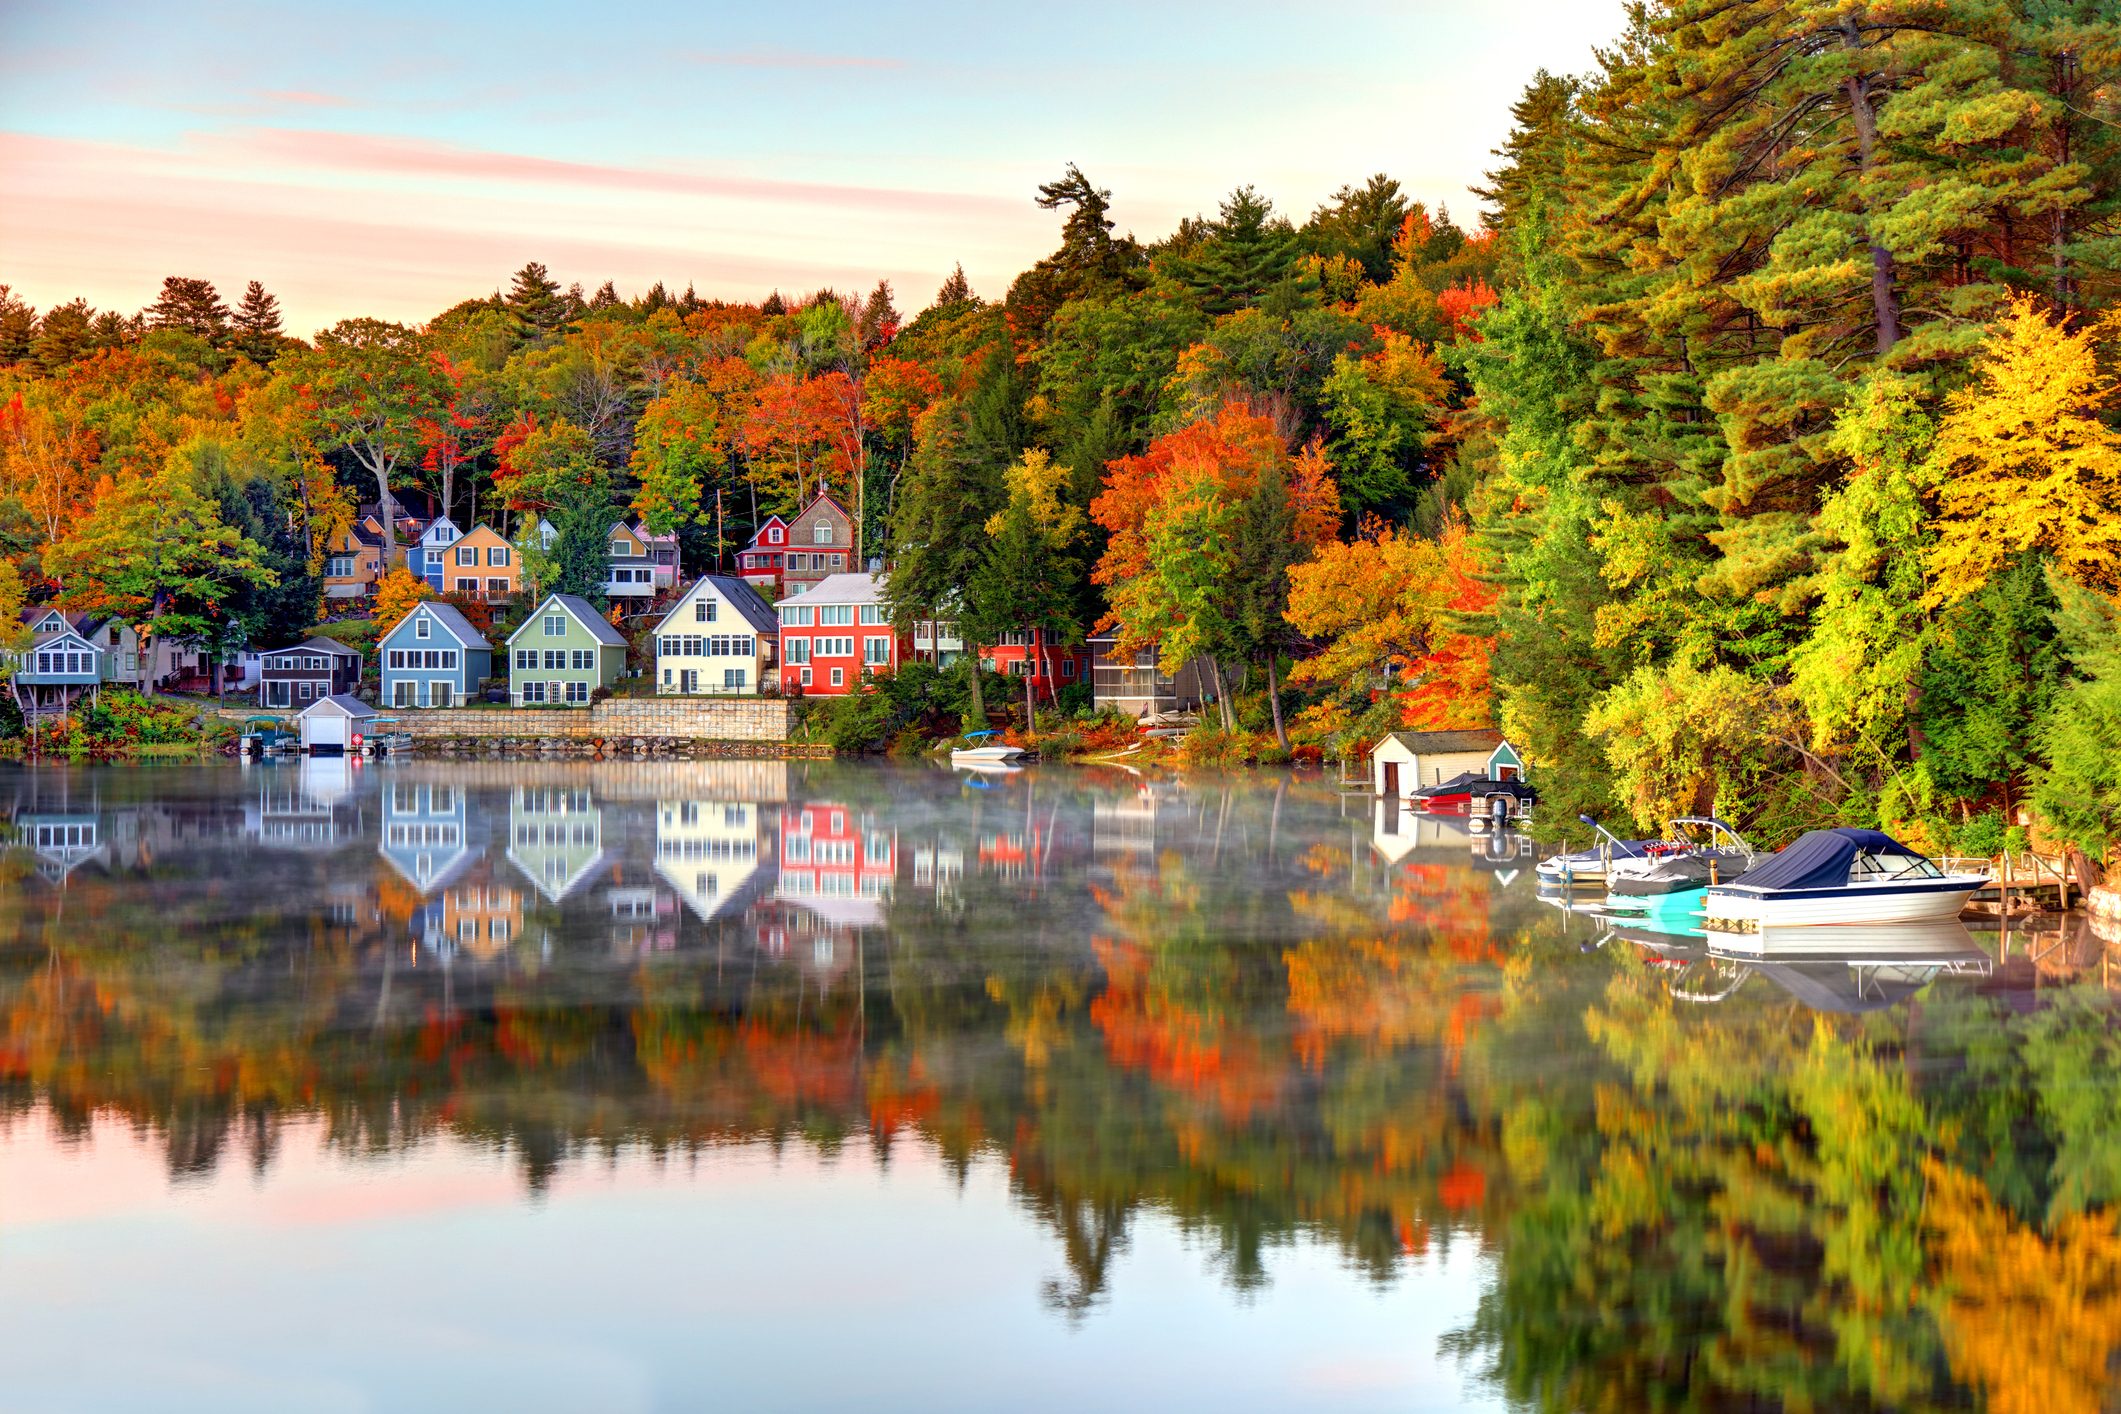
[508, 787, 605, 903]
[247, 758, 363, 851]
[1372, 797, 1530, 876]
[655, 799, 769, 924]
[380, 780, 472, 895]
[771, 802, 895, 972]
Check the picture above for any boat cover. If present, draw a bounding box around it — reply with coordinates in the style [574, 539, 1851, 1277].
[1724, 827, 1910, 892]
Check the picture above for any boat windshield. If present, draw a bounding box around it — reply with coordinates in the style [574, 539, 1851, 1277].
[1851, 851, 1943, 880]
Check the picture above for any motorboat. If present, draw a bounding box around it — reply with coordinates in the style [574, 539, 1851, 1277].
[1537, 815, 1655, 888]
[1704, 828, 1988, 933]
[1414, 771, 1537, 821]
[1606, 817, 1755, 899]
[950, 730, 1027, 765]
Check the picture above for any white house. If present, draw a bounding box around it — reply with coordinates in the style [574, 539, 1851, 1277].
[1370, 729, 1524, 800]
[653, 576, 780, 695]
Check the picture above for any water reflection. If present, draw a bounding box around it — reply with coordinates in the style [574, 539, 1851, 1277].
[1, 763, 2119, 1410]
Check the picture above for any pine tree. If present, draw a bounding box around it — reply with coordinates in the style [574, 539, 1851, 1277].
[231, 280, 285, 363]
[858, 279, 900, 349]
[1304, 174, 1411, 284]
[934, 264, 974, 308]
[146, 276, 230, 343]
[1164, 186, 1302, 315]
[1006, 164, 1145, 341]
[589, 280, 620, 310]
[0, 287, 35, 364]
[505, 261, 567, 335]
[31, 299, 95, 373]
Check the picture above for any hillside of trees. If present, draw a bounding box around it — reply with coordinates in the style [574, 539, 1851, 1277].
[3, 3, 2121, 853]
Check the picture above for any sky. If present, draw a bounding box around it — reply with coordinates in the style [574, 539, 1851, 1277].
[0, 0, 1627, 337]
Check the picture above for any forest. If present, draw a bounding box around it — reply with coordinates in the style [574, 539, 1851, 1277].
[4, 1, 2121, 853]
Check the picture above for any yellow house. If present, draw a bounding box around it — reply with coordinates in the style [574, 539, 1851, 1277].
[323, 522, 385, 601]
[441, 525, 520, 601]
[653, 575, 780, 695]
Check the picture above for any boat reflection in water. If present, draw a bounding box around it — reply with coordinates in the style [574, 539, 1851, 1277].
[1612, 914, 1996, 1011]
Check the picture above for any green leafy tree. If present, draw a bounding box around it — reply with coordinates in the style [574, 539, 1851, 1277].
[2031, 571, 2121, 854]
[297, 319, 443, 564]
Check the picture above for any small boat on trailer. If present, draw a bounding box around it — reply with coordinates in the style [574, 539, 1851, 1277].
[1704, 827, 1988, 935]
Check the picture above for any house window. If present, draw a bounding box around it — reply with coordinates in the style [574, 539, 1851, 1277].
[565, 681, 588, 703]
[488, 546, 509, 566]
[544, 615, 564, 636]
[661, 667, 671, 685]
[611, 538, 634, 556]
[695, 600, 715, 623]
[1061, 659, 1077, 678]
[783, 606, 813, 627]
[545, 650, 565, 670]
[521, 681, 545, 703]
[388, 650, 405, 669]
[768, 526, 782, 544]
[784, 638, 809, 664]
[723, 667, 746, 689]
[455, 547, 477, 566]
[821, 605, 854, 627]
[298, 681, 317, 700]
[487, 578, 508, 596]
[394, 681, 415, 706]
[859, 604, 883, 625]
[864, 638, 890, 666]
[429, 683, 453, 708]
[799, 667, 811, 687]
[571, 650, 592, 670]
[515, 649, 534, 670]
[814, 521, 833, 544]
[327, 554, 354, 577]
[830, 667, 844, 687]
[415, 617, 430, 639]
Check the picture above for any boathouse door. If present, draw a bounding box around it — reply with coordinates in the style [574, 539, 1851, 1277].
[1382, 762, 1399, 799]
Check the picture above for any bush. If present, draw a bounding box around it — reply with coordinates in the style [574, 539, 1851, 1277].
[43, 690, 204, 752]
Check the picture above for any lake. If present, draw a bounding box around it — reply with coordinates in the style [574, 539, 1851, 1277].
[0, 759, 2111, 1412]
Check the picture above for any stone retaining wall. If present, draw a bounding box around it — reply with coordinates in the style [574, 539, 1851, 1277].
[368, 697, 797, 741]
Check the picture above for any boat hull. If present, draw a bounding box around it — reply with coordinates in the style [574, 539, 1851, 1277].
[1704, 875, 1987, 936]
[951, 747, 1025, 763]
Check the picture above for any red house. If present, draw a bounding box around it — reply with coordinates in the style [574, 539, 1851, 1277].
[776, 572, 905, 695]
[981, 631, 1090, 702]
[736, 514, 790, 594]
[736, 493, 856, 599]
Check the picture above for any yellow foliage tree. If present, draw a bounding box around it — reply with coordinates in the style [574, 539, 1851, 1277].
[370, 565, 434, 634]
[1582, 659, 1767, 827]
[1926, 299, 2121, 606]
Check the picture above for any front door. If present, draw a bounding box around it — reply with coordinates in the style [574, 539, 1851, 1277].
[681, 669, 698, 694]
[267, 681, 289, 708]
[393, 680, 414, 707]
[1382, 761, 1399, 799]
[430, 682, 452, 708]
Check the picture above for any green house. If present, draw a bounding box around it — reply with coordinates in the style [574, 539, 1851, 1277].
[505, 593, 629, 706]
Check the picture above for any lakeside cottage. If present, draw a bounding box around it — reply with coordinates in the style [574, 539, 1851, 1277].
[605, 522, 680, 603]
[439, 525, 519, 601]
[323, 521, 386, 601]
[1370, 729, 1524, 800]
[377, 602, 492, 708]
[259, 637, 362, 709]
[737, 493, 853, 599]
[776, 572, 901, 696]
[506, 593, 628, 705]
[982, 632, 1089, 701]
[654, 576, 780, 695]
[1088, 632, 1207, 718]
[410, 517, 463, 592]
[15, 623, 102, 712]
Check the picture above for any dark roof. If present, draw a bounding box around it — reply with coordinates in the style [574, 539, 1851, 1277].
[267, 636, 360, 659]
[1725, 827, 1913, 892]
[301, 694, 376, 717]
[514, 593, 627, 647]
[676, 576, 780, 637]
[384, 601, 490, 649]
[1381, 729, 1506, 754]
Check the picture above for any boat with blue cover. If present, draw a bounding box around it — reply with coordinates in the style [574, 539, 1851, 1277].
[1704, 827, 1988, 935]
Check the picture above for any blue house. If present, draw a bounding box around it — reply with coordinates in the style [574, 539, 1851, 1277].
[409, 518, 463, 592]
[377, 601, 491, 708]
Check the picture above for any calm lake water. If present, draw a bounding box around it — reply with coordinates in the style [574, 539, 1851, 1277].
[0, 760, 2113, 1412]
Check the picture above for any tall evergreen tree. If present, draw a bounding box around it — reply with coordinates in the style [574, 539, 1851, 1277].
[1163, 186, 1302, 315]
[231, 281, 285, 364]
[933, 264, 974, 308]
[146, 276, 230, 344]
[505, 261, 567, 336]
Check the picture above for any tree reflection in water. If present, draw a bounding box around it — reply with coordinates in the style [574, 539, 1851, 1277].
[2, 761, 2119, 1409]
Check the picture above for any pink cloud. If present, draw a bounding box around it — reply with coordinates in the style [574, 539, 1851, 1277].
[218, 127, 1014, 217]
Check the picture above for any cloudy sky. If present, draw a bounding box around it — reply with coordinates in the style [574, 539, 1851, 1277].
[0, 0, 1626, 336]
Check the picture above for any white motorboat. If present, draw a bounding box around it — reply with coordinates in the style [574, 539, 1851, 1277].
[949, 730, 1026, 765]
[1704, 828, 1988, 933]
[1536, 815, 1656, 888]
[1605, 817, 1756, 900]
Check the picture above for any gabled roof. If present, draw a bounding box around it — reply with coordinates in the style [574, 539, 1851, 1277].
[776, 571, 887, 610]
[509, 593, 627, 647]
[633, 521, 677, 545]
[300, 694, 376, 718]
[1378, 729, 1506, 755]
[266, 636, 360, 660]
[794, 491, 851, 522]
[452, 523, 509, 545]
[22, 607, 87, 634]
[382, 601, 491, 650]
[744, 514, 789, 549]
[24, 628, 98, 654]
[416, 517, 462, 545]
[657, 576, 781, 638]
